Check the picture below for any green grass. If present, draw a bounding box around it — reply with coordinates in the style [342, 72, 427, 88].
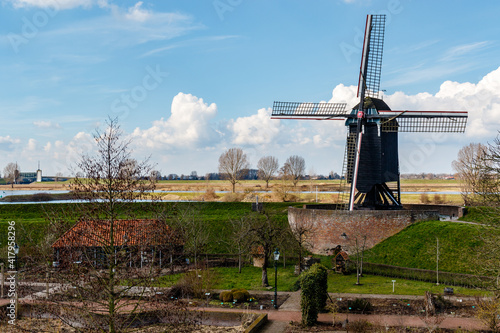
[154, 265, 488, 296]
[0, 202, 299, 255]
[364, 220, 483, 274]
[211, 266, 299, 291]
[155, 265, 298, 291]
[461, 206, 500, 225]
[327, 273, 488, 296]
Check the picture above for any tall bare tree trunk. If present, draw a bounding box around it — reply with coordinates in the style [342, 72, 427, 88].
[261, 256, 269, 287]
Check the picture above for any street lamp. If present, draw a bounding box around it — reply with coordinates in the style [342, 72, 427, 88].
[273, 248, 280, 309]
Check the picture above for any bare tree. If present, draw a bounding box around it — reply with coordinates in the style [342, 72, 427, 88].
[218, 147, 249, 193]
[273, 166, 296, 202]
[4, 162, 21, 187]
[54, 172, 63, 182]
[288, 212, 316, 274]
[35, 118, 171, 332]
[229, 216, 251, 273]
[283, 155, 305, 187]
[175, 204, 210, 270]
[452, 142, 489, 205]
[247, 211, 285, 287]
[150, 170, 161, 181]
[257, 156, 279, 189]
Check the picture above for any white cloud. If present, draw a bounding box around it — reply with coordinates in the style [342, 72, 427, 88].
[0, 136, 20, 144]
[10, 0, 95, 9]
[324, 66, 500, 140]
[33, 120, 61, 129]
[328, 83, 358, 109]
[27, 138, 37, 150]
[132, 92, 219, 149]
[385, 66, 500, 138]
[124, 1, 150, 22]
[229, 108, 281, 145]
[441, 41, 491, 61]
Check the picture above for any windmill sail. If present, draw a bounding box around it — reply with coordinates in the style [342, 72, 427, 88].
[377, 111, 468, 132]
[270, 14, 468, 211]
[271, 101, 348, 119]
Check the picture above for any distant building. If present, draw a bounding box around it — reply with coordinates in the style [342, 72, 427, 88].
[19, 172, 37, 184]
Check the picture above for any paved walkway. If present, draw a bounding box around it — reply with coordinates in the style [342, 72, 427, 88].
[0, 284, 488, 332]
[198, 291, 487, 332]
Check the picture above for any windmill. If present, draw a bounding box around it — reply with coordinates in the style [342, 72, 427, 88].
[271, 14, 468, 211]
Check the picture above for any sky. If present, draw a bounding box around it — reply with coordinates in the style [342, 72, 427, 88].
[1, 0, 500, 177]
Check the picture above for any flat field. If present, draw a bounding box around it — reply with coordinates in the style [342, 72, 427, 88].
[0, 178, 464, 205]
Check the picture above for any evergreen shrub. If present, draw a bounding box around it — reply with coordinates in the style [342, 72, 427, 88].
[300, 263, 328, 327]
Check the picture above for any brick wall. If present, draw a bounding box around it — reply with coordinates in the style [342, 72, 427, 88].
[288, 207, 439, 255]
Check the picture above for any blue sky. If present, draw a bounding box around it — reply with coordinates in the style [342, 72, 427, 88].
[1, 0, 500, 177]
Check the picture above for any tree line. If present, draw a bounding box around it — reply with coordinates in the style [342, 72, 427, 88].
[218, 147, 307, 193]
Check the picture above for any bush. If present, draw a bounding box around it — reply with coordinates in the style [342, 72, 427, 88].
[349, 319, 372, 333]
[203, 187, 218, 201]
[232, 289, 250, 302]
[171, 269, 216, 298]
[218, 288, 250, 303]
[220, 193, 245, 202]
[219, 291, 233, 302]
[347, 298, 373, 314]
[300, 263, 328, 326]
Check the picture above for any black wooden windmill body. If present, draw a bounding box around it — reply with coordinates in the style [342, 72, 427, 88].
[271, 15, 468, 211]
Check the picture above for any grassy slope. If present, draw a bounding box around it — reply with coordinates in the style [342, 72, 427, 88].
[0, 202, 494, 275]
[363, 220, 483, 274]
[460, 206, 500, 225]
[0, 202, 299, 254]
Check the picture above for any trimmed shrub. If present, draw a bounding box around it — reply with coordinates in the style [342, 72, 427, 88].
[219, 289, 250, 303]
[311, 264, 328, 310]
[300, 263, 328, 327]
[232, 290, 249, 303]
[219, 290, 233, 302]
[230, 288, 250, 302]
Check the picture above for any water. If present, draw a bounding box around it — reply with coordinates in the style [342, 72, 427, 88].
[0, 190, 69, 197]
[0, 189, 461, 204]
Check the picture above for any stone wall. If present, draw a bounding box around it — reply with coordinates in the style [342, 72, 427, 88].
[403, 204, 464, 218]
[288, 207, 440, 255]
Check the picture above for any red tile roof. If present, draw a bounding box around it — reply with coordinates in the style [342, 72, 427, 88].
[52, 219, 182, 248]
[336, 251, 349, 261]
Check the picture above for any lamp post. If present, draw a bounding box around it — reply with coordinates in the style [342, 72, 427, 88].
[273, 248, 280, 309]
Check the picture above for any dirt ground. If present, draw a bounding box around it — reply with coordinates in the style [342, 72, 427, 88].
[331, 297, 477, 317]
[0, 319, 246, 332]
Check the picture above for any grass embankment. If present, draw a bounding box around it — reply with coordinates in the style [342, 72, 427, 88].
[364, 220, 483, 274]
[0, 202, 299, 254]
[460, 206, 500, 225]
